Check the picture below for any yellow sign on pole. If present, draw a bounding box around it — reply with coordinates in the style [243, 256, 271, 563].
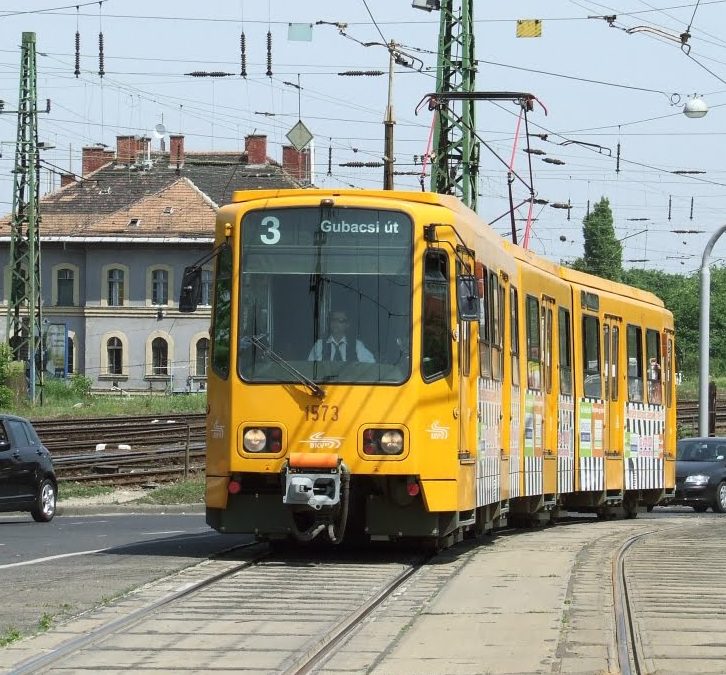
[516, 19, 542, 38]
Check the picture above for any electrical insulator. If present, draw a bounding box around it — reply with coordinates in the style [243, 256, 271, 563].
[266, 31, 272, 77]
[98, 32, 105, 78]
[327, 144, 332, 176]
[240, 33, 247, 78]
[74, 31, 80, 77]
[542, 157, 565, 165]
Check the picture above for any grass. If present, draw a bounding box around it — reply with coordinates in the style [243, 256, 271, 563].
[58, 478, 205, 505]
[134, 475, 205, 505]
[0, 626, 21, 648]
[3, 377, 207, 420]
[59, 483, 116, 500]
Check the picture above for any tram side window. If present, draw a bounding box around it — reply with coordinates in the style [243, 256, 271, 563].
[626, 324, 643, 402]
[478, 265, 491, 378]
[558, 307, 572, 395]
[582, 315, 602, 398]
[211, 245, 233, 378]
[646, 329, 663, 405]
[526, 295, 542, 390]
[672, 338, 673, 408]
[604, 325, 610, 401]
[544, 306, 553, 393]
[611, 325, 619, 401]
[511, 287, 520, 387]
[491, 273, 503, 381]
[422, 250, 451, 380]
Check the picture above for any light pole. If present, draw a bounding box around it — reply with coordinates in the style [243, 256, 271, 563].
[699, 225, 726, 436]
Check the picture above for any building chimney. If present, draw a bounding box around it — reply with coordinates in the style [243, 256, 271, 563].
[169, 134, 185, 167]
[60, 173, 76, 188]
[138, 136, 151, 162]
[245, 134, 267, 164]
[81, 146, 114, 175]
[116, 135, 139, 164]
[282, 145, 311, 184]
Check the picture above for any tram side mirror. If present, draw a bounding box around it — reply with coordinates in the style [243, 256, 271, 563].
[456, 273, 479, 322]
[179, 266, 202, 313]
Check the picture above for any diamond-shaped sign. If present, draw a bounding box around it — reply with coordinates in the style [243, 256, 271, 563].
[286, 120, 313, 152]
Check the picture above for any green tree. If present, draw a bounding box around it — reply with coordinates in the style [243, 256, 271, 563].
[571, 197, 623, 282]
[622, 268, 698, 375]
[0, 344, 15, 408]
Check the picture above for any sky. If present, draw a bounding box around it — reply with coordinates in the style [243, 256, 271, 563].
[1, 0, 725, 275]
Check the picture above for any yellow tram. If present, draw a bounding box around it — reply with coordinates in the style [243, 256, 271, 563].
[180, 188, 676, 546]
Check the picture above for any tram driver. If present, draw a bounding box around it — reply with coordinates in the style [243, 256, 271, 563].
[308, 309, 375, 363]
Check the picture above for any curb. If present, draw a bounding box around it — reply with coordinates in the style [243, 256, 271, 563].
[57, 503, 205, 516]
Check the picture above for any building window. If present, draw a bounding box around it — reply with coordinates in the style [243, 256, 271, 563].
[67, 336, 74, 374]
[57, 268, 74, 306]
[107, 337, 123, 375]
[196, 337, 209, 376]
[108, 268, 125, 306]
[152, 269, 168, 305]
[200, 269, 212, 306]
[152, 337, 168, 375]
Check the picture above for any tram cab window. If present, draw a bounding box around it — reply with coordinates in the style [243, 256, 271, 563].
[582, 315, 601, 398]
[646, 329, 663, 405]
[237, 206, 412, 385]
[211, 244, 233, 379]
[627, 325, 644, 402]
[422, 250, 451, 380]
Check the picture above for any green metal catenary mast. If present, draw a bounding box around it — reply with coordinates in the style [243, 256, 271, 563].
[6, 32, 43, 403]
[429, 0, 479, 211]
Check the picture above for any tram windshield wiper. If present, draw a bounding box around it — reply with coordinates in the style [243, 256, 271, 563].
[248, 335, 325, 399]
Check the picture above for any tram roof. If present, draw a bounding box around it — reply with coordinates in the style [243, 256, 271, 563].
[229, 188, 666, 310]
[230, 187, 469, 211]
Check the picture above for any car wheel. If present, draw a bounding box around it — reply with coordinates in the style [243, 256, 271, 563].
[713, 481, 726, 514]
[31, 479, 57, 522]
[693, 504, 709, 513]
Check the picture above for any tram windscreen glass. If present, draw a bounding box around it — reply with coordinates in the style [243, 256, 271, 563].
[238, 206, 412, 385]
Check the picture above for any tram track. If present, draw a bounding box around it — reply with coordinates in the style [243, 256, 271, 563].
[5, 545, 430, 674]
[612, 519, 726, 675]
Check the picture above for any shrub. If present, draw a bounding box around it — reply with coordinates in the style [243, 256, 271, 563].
[69, 373, 92, 398]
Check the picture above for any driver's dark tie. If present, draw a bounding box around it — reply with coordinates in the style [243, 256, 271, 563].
[332, 343, 342, 361]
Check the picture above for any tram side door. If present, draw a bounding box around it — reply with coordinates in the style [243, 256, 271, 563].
[541, 295, 557, 495]
[603, 315, 623, 491]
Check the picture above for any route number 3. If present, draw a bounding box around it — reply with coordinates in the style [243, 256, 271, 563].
[260, 215, 281, 245]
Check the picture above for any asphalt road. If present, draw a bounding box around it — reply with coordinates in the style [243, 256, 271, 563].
[0, 513, 253, 641]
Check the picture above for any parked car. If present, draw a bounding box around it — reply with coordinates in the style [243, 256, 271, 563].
[0, 414, 57, 522]
[675, 437, 726, 513]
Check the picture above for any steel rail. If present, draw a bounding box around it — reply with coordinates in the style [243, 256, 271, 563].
[280, 556, 429, 675]
[7, 543, 268, 675]
[612, 530, 656, 675]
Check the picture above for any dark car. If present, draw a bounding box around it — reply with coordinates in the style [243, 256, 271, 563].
[0, 414, 57, 522]
[675, 437, 726, 513]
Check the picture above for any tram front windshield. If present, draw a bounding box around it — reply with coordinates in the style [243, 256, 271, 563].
[238, 206, 412, 384]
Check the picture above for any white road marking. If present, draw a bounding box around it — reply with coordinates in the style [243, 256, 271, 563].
[0, 548, 109, 570]
[141, 530, 185, 536]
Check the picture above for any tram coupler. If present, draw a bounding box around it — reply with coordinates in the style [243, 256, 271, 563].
[282, 453, 343, 511]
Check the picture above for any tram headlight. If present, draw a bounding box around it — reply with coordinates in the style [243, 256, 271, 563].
[380, 430, 404, 455]
[243, 428, 267, 452]
[362, 428, 405, 456]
